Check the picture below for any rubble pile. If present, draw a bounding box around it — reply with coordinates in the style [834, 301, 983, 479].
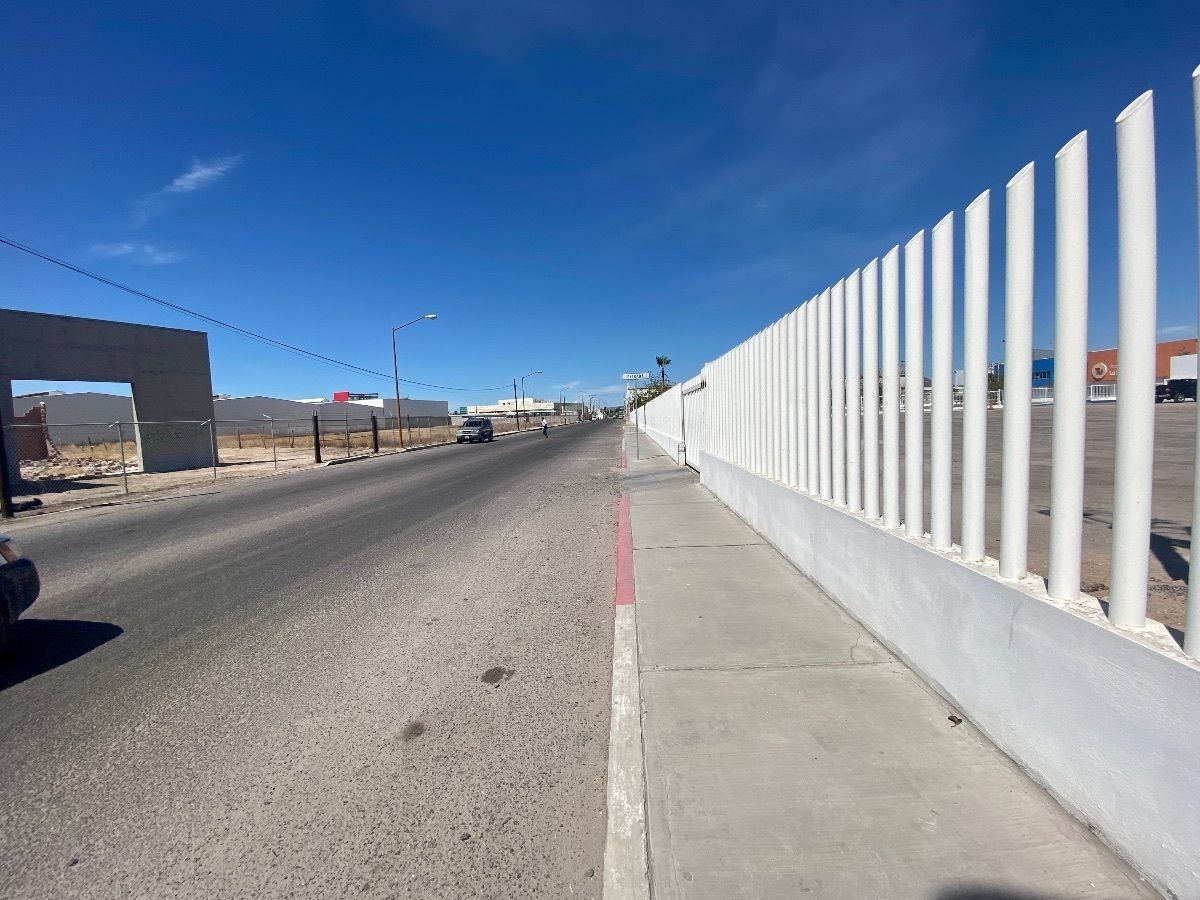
[19, 453, 139, 482]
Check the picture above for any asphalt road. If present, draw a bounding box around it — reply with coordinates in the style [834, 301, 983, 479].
[0, 420, 622, 899]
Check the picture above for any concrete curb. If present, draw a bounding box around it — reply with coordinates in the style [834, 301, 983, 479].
[603, 439, 651, 900]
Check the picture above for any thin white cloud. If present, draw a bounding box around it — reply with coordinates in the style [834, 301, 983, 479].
[164, 155, 245, 194]
[1158, 324, 1194, 339]
[133, 154, 245, 226]
[89, 242, 185, 265]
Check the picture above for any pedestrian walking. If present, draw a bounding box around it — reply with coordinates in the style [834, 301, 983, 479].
[541, 417, 549, 438]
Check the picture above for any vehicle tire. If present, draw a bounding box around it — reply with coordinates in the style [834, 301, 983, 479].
[1175, 393, 1186, 403]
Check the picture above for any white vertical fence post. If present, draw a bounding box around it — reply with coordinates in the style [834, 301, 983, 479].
[715, 356, 723, 461]
[930, 213, 954, 550]
[739, 340, 748, 472]
[777, 321, 787, 482]
[735, 341, 744, 468]
[882, 248, 902, 528]
[766, 324, 776, 479]
[798, 302, 811, 492]
[1048, 133, 1089, 602]
[720, 355, 729, 460]
[862, 259, 880, 520]
[729, 340, 739, 465]
[846, 269, 862, 514]
[748, 334, 757, 473]
[1000, 163, 1035, 580]
[807, 299, 819, 493]
[1109, 92, 1157, 627]
[961, 191, 990, 562]
[761, 329, 770, 476]
[740, 341, 748, 469]
[763, 327, 772, 477]
[754, 332, 764, 475]
[832, 279, 847, 505]
[786, 311, 798, 487]
[818, 288, 833, 500]
[1188, 67, 1200, 656]
[904, 231, 925, 539]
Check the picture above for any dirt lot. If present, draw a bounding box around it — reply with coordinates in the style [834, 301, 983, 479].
[899, 401, 1194, 637]
[8, 417, 575, 515]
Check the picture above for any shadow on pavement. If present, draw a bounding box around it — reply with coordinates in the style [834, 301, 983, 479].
[1, 619, 123, 691]
[935, 888, 1062, 900]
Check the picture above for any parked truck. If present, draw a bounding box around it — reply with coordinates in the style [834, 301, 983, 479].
[1167, 354, 1197, 402]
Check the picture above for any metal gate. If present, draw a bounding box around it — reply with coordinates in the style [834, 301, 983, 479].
[681, 374, 706, 473]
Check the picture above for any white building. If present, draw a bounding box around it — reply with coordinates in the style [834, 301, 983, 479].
[467, 397, 556, 418]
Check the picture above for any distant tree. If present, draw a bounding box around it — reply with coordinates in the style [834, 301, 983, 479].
[655, 355, 672, 385]
[629, 381, 674, 409]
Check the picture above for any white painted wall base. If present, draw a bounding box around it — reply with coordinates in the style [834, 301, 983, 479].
[642, 426, 682, 463]
[691, 448, 1200, 899]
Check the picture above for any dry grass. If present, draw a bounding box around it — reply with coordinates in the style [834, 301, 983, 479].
[37, 416, 575, 466]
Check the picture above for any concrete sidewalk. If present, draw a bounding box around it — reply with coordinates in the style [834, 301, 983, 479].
[621, 437, 1155, 899]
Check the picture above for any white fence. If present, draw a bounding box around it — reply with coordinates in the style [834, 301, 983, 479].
[637, 75, 1196, 652]
[632, 67, 1200, 897]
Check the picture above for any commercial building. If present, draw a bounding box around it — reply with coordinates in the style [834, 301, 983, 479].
[467, 397, 556, 418]
[1086, 338, 1197, 384]
[987, 340, 1198, 389]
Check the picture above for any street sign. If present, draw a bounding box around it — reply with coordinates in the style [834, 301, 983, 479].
[622, 372, 650, 380]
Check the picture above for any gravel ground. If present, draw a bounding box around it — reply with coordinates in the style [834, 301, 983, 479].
[0, 420, 622, 899]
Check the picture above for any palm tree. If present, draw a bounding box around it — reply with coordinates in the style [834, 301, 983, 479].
[656, 355, 672, 385]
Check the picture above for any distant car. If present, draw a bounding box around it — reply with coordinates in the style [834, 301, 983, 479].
[457, 417, 494, 443]
[0, 534, 40, 656]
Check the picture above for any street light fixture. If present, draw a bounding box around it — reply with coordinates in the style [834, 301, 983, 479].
[392, 314, 438, 449]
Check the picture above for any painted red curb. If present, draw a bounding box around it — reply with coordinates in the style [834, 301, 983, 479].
[619, 449, 627, 469]
[615, 493, 635, 605]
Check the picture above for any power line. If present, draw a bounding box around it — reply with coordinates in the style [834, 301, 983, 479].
[0, 234, 509, 392]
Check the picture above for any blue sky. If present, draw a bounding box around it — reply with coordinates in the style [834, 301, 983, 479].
[2, 1, 1198, 406]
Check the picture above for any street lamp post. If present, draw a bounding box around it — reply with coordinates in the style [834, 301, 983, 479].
[391, 314, 438, 448]
[519, 369, 541, 430]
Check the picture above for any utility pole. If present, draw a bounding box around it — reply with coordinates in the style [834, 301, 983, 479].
[513, 379, 520, 430]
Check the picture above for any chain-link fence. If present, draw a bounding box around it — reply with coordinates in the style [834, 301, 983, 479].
[1, 413, 579, 516]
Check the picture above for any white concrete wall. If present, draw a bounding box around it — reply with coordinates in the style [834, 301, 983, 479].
[636, 383, 684, 463]
[690, 446, 1200, 898]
